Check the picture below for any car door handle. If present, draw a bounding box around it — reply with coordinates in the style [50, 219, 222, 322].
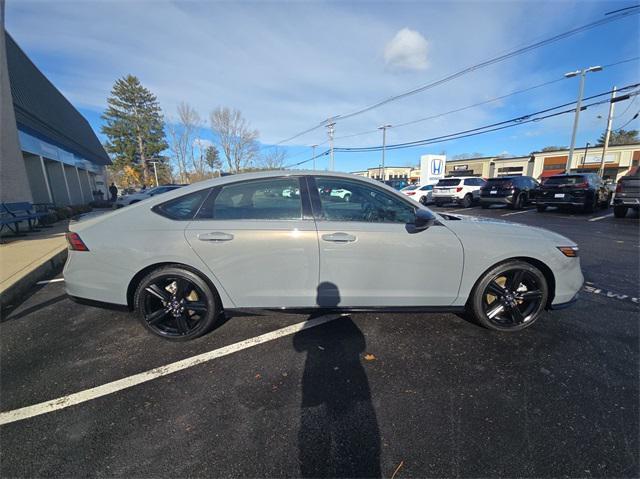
[322, 232, 356, 243]
[198, 232, 234, 242]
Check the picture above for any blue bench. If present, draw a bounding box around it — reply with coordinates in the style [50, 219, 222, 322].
[0, 202, 49, 235]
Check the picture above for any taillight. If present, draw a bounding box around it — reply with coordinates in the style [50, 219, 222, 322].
[456, 187, 463, 192]
[574, 182, 589, 188]
[616, 182, 623, 193]
[406, 192, 416, 195]
[66, 232, 89, 251]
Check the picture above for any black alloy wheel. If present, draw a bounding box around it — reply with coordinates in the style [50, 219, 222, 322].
[462, 194, 473, 208]
[419, 195, 428, 206]
[513, 193, 524, 210]
[135, 267, 219, 340]
[470, 261, 548, 332]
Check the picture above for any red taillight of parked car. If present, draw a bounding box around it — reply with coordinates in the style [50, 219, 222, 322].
[406, 192, 416, 195]
[66, 232, 89, 251]
[456, 187, 463, 192]
[574, 182, 589, 189]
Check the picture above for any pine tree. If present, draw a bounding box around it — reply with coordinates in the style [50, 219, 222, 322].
[597, 129, 639, 146]
[101, 75, 168, 185]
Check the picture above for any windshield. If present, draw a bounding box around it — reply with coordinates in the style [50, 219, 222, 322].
[436, 179, 461, 187]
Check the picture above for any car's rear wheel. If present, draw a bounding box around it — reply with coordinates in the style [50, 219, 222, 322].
[419, 196, 428, 206]
[614, 205, 628, 218]
[343, 193, 351, 203]
[134, 266, 220, 340]
[469, 260, 548, 332]
[584, 195, 597, 213]
[462, 194, 473, 208]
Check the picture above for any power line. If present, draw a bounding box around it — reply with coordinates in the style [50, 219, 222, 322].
[334, 84, 640, 153]
[284, 85, 640, 167]
[284, 149, 330, 169]
[614, 110, 640, 131]
[274, 6, 640, 146]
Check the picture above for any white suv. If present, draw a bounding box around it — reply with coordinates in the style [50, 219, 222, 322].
[432, 177, 485, 208]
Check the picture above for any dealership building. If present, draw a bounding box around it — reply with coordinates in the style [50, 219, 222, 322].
[0, 28, 110, 207]
[444, 144, 640, 181]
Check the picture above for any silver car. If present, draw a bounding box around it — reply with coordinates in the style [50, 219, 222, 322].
[64, 171, 583, 340]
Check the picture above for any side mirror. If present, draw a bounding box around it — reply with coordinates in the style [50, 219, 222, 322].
[414, 208, 436, 230]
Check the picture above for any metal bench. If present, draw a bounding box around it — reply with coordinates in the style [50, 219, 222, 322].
[0, 202, 49, 235]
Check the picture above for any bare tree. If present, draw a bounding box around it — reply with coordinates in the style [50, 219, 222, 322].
[167, 102, 201, 183]
[210, 107, 259, 173]
[260, 147, 287, 170]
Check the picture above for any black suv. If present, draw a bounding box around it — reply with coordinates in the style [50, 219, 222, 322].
[480, 176, 539, 209]
[536, 173, 610, 213]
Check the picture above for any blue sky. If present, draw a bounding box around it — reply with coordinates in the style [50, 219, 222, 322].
[5, 0, 640, 172]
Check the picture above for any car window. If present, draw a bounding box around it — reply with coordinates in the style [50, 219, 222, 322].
[437, 178, 461, 187]
[153, 189, 211, 220]
[420, 185, 433, 191]
[401, 185, 419, 191]
[206, 177, 302, 220]
[544, 175, 586, 185]
[314, 177, 415, 224]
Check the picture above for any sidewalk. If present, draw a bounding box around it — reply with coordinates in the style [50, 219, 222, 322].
[0, 209, 110, 311]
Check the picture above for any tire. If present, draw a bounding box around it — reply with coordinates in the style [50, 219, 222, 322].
[468, 260, 548, 332]
[462, 194, 473, 208]
[419, 196, 428, 206]
[343, 193, 351, 203]
[536, 204, 547, 212]
[513, 193, 524, 210]
[584, 195, 596, 214]
[134, 266, 220, 341]
[614, 205, 628, 218]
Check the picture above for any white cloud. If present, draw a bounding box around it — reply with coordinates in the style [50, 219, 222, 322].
[383, 28, 429, 71]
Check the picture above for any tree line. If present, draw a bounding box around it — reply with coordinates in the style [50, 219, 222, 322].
[101, 74, 287, 187]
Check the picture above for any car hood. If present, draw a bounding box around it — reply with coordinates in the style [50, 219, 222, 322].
[437, 212, 576, 246]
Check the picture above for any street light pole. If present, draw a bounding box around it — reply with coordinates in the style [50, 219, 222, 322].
[326, 123, 336, 171]
[599, 86, 617, 178]
[565, 65, 603, 172]
[379, 124, 391, 183]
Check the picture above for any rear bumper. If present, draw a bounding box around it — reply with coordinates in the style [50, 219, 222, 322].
[613, 197, 640, 207]
[480, 195, 512, 205]
[432, 195, 461, 203]
[537, 199, 584, 206]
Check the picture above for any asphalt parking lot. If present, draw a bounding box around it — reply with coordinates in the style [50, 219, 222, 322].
[1, 204, 638, 478]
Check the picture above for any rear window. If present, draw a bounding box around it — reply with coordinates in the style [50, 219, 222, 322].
[544, 175, 585, 185]
[153, 189, 211, 220]
[401, 185, 419, 191]
[419, 185, 433, 190]
[437, 179, 461, 187]
[485, 178, 513, 185]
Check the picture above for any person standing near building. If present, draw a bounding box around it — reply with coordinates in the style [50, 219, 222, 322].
[109, 182, 118, 202]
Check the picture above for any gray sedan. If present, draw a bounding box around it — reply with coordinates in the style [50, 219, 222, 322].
[64, 171, 583, 340]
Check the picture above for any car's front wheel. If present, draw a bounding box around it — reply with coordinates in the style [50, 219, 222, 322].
[134, 266, 220, 340]
[468, 260, 548, 332]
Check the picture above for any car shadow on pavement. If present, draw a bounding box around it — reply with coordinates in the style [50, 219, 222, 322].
[293, 282, 381, 478]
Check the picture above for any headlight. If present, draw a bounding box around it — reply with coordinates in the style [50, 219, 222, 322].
[557, 246, 579, 257]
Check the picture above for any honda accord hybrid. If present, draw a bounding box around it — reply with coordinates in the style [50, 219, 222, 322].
[64, 171, 583, 340]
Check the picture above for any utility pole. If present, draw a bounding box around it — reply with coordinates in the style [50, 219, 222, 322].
[599, 86, 617, 178]
[311, 145, 317, 170]
[148, 160, 160, 186]
[565, 65, 603, 172]
[378, 124, 391, 183]
[326, 123, 336, 171]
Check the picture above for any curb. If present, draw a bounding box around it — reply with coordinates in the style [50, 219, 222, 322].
[0, 248, 68, 312]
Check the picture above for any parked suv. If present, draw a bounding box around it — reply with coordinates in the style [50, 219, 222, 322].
[480, 176, 539, 209]
[432, 177, 484, 207]
[612, 167, 640, 218]
[536, 173, 610, 213]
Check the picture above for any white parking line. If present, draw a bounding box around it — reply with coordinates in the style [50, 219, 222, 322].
[0, 314, 342, 426]
[36, 278, 65, 285]
[588, 213, 614, 222]
[501, 209, 534, 217]
[446, 207, 476, 213]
